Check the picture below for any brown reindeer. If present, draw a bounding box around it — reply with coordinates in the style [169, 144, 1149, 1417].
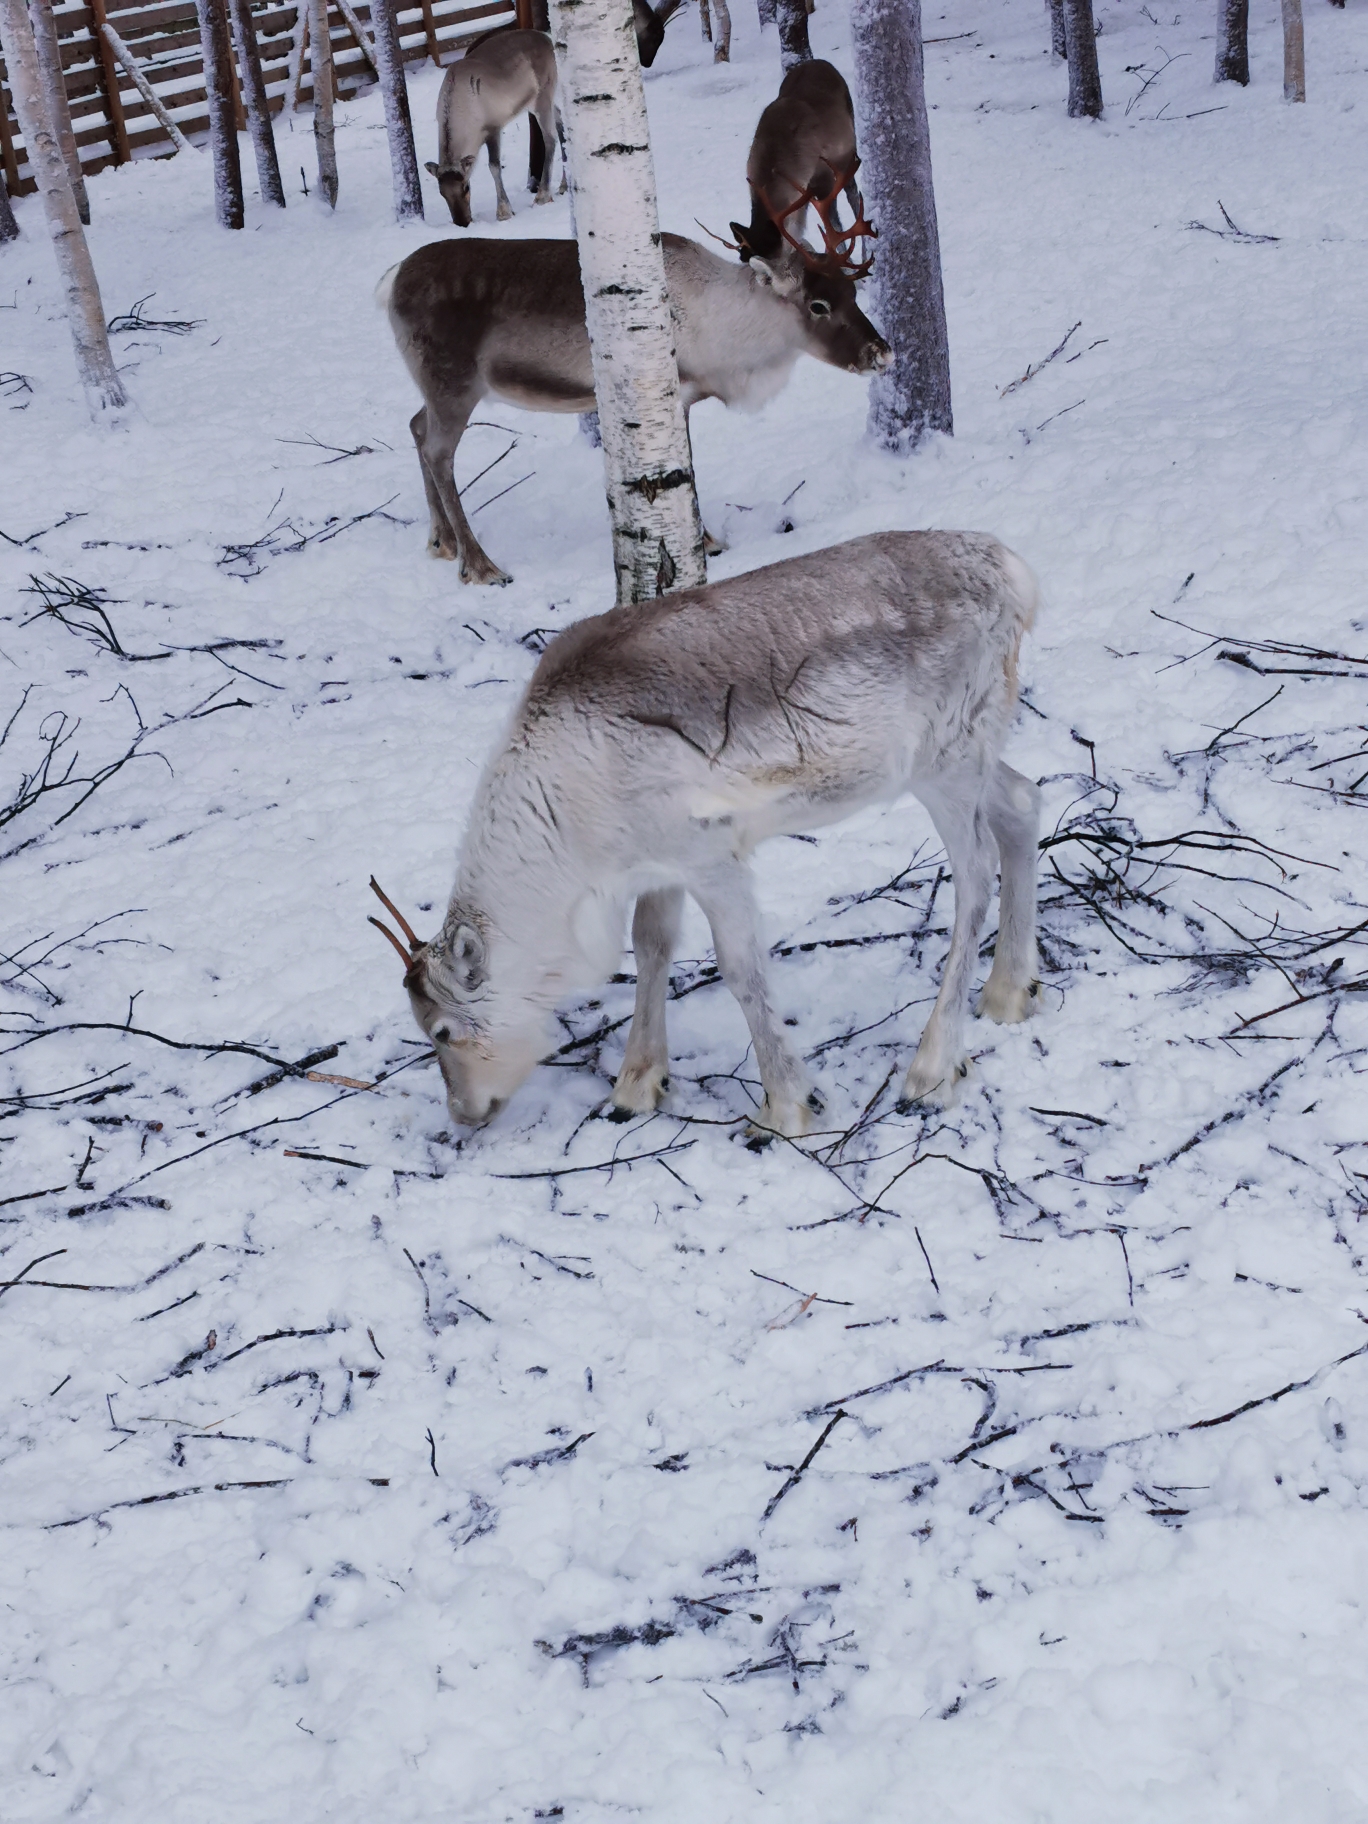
[733, 59, 870, 271]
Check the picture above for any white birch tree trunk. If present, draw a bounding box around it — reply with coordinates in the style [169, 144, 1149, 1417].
[229, 0, 287, 204]
[369, 0, 423, 220]
[851, 0, 951, 451]
[196, 0, 245, 226]
[309, 0, 338, 208]
[0, 0, 126, 414]
[102, 23, 195, 152]
[29, 0, 90, 223]
[548, 0, 705, 605]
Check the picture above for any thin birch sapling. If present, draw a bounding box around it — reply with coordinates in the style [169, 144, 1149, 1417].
[309, 0, 338, 207]
[1215, 0, 1249, 84]
[0, 0, 126, 412]
[196, 0, 245, 225]
[850, 0, 951, 451]
[369, 0, 423, 220]
[29, 0, 91, 222]
[228, 0, 286, 204]
[1282, 0, 1305, 101]
[1062, 0, 1103, 116]
[548, 0, 706, 604]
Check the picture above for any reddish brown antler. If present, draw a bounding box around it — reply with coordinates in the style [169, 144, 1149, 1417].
[368, 876, 424, 970]
[757, 155, 877, 280]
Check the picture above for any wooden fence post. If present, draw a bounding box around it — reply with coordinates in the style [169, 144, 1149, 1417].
[417, 0, 441, 63]
[86, 0, 132, 164]
[0, 71, 24, 197]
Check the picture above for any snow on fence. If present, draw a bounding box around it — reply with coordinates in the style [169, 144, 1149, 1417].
[0, 0, 515, 197]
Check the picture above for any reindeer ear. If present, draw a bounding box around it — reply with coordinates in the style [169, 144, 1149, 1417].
[729, 222, 754, 264]
[425, 160, 440, 176]
[446, 921, 487, 994]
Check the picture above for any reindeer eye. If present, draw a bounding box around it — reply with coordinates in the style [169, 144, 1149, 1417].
[434, 1027, 451, 1045]
[809, 298, 832, 319]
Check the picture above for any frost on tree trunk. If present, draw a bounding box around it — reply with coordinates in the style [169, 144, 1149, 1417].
[196, 0, 245, 226]
[1215, 0, 1249, 83]
[30, 0, 91, 224]
[776, 0, 812, 69]
[368, 0, 423, 219]
[229, 0, 286, 205]
[548, 0, 705, 605]
[1049, 0, 1067, 60]
[0, 0, 126, 413]
[757, 0, 776, 26]
[1063, 0, 1102, 116]
[0, 169, 19, 243]
[310, 0, 338, 207]
[851, 0, 951, 451]
[1282, 0, 1305, 100]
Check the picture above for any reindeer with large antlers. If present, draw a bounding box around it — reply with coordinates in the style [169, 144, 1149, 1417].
[731, 59, 875, 277]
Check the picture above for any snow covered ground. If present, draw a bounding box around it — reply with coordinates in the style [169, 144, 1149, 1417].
[3, 0, 1368, 1816]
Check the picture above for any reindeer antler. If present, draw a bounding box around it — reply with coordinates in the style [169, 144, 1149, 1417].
[368, 876, 423, 968]
[757, 155, 877, 280]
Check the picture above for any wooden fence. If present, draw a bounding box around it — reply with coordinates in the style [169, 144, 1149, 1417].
[0, 0, 516, 197]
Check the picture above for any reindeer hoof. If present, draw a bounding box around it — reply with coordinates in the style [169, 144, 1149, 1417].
[977, 978, 1042, 1025]
[702, 528, 727, 557]
[899, 1056, 970, 1112]
[533, 190, 553, 206]
[744, 1095, 813, 1144]
[496, 203, 514, 222]
[459, 557, 513, 587]
[610, 1062, 669, 1117]
[428, 537, 458, 561]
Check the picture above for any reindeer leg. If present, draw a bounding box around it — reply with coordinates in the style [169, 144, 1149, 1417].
[410, 408, 459, 560]
[414, 398, 512, 586]
[487, 130, 513, 221]
[899, 775, 996, 1110]
[691, 860, 817, 1142]
[684, 405, 724, 557]
[531, 98, 557, 204]
[978, 762, 1043, 1023]
[610, 888, 684, 1118]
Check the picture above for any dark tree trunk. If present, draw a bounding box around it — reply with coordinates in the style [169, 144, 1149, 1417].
[757, 0, 776, 23]
[30, 0, 91, 222]
[776, 0, 812, 69]
[1215, 0, 1249, 83]
[0, 168, 19, 243]
[369, 0, 423, 218]
[195, 0, 245, 226]
[1063, 0, 1103, 116]
[1050, 0, 1067, 59]
[228, 0, 286, 205]
[851, 0, 951, 451]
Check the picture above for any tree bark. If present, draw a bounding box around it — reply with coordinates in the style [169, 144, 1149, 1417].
[228, 0, 286, 204]
[775, 0, 811, 69]
[28, 0, 90, 223]
[196, 0, 244, 225]
[851, 0, 951, 451]
[0, 167, 19, 242]
[1062, 0, 1102, 116]
[1049, 0, 1066, 59]
[549, 0, 706, 604]
[1281, 0, 1305, 99]
[369, 0, 422, 219]
[102, 23, 195, 152]
[1214, 0, 1248, 83]
[711, 0, 730, 59]
[0, 0, 126, 413]
[309, 0, 337, 207]
[757, 0, 775, 24]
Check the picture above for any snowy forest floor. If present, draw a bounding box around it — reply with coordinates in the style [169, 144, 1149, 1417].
[3, 1, 1368, 1818]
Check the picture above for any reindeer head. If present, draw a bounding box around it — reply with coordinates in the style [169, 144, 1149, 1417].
[426, 156, 478, 227]
[369, 878, 551, 1127]
[633, 0, 684, 67]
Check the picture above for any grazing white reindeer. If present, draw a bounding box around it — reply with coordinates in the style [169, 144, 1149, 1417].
[370, 532, 1043, 1137]
[427, 29, 563, 225]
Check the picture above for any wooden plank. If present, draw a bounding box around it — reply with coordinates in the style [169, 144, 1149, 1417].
[87, 0, 134, 160]
[0, 73, 21, 192]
